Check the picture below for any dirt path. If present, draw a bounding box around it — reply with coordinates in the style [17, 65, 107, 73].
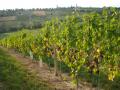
[0, 82, 3, 88]
[1, 47, 96, 90]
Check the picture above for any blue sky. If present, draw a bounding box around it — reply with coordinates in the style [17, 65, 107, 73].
[0, 0, 120, 10]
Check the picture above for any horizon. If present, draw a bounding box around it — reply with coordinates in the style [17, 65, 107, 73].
[0, 6, 119, 11]
[0, 0, 120, 10]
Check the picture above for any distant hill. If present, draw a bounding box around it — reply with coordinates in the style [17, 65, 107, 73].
[0, 7, 119, 33]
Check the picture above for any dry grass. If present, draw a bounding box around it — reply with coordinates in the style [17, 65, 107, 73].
[0, 16, 16, 21]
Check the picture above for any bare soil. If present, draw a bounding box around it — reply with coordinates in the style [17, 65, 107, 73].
[1, 47, 97, 90]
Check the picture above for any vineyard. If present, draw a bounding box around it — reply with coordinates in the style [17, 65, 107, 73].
[0, 7, 120, 90]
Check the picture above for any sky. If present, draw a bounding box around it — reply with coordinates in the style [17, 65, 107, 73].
[0, 0, 120, 10]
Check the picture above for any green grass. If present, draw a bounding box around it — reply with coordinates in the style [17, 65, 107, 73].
[0, 47, 120, 90]
[42, 56, 71, 73]
[78, 67, 120, 90]
[0, 48, 54, 90]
